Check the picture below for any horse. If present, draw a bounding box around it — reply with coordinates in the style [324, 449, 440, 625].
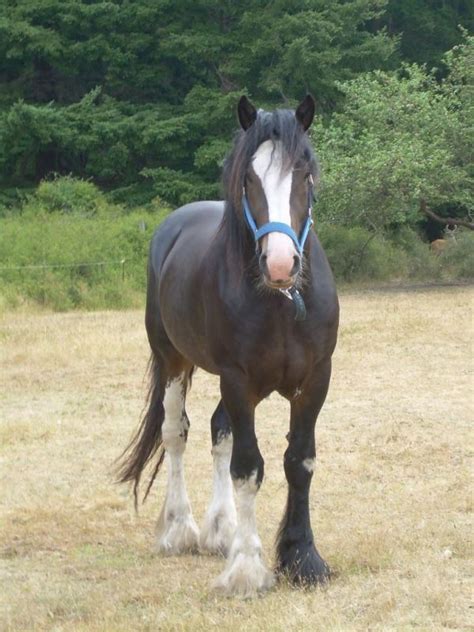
[118, 94, 339, 598]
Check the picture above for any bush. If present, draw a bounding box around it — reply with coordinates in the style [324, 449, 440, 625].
[386, 226, 443, 280]
[1, 177, 471, 312]
[440, 231, 474, 279]
[22, 176, 115, 218]
[0, 174, 176, 311]
[313, 35, 473, 234]
[318, 224, 407, 282]
[318, 223, 474, 283]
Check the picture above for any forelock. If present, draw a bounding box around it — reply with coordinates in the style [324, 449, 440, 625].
[223, 107, 317, 209]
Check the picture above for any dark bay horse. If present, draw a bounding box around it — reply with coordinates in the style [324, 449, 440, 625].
[118, 95, 339, 597]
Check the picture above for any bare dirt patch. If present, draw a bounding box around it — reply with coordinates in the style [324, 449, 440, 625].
[1, 287, 472, 631]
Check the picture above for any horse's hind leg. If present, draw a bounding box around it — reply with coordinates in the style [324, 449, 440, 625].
[143, 264, 199, 554]
[200, 400, 237, 556]
[156, 362, 200, 554]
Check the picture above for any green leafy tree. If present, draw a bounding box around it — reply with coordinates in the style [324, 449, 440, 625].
[313, 35, 473, 233]
[381, 0, 473, 68]
[0, 0, 397, 203]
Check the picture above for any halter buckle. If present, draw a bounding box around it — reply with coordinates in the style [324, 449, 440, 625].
[278, 288, 293, 301]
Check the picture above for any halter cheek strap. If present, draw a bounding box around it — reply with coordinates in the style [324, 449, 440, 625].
[242, 189, 314, 255]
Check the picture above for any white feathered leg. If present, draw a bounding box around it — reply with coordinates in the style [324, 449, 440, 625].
[155, 375, 199, 554]
[200, 433, 237, 556]
[213, 470, 274, 598]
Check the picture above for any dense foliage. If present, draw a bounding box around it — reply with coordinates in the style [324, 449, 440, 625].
[382, 0, 473, 67]
[0, 178, 168, 309]
[314, 35, 473, 232]
[0, 0, 471, 205]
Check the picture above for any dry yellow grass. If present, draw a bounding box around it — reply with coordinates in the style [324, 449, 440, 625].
[0, 286, 472, 631]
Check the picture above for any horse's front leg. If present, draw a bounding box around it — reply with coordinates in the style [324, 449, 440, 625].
[213, 371, 275, 598]
[276, 359, 332, 585]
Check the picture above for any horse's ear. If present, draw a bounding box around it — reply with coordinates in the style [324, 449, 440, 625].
[295, 94, 316, 131]
[238, 96, 257, 131]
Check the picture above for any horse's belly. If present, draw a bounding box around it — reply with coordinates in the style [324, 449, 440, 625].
[165, 317, 221, 374]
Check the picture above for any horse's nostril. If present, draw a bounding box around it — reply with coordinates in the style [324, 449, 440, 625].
[259, 253, 268, 275]
[291, 255, 301, 276]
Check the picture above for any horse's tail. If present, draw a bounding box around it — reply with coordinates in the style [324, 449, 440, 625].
[116, 353, 165, 509]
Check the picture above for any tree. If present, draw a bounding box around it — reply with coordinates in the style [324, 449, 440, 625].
[313, 35, 473, 234]
[381, 0, 473, 68]
[0, 0, 397, 204]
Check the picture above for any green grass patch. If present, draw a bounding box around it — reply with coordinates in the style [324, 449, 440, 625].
[0, 211, 165, 310]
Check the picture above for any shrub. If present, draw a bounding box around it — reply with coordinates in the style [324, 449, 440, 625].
[313, 35, 473, 233]
[318, 224, 407, 282]
[440, 231, 474, 279]
[386, 226, 443, 280]
[1, 184, 471, 312]
[22, 176, 116, 218]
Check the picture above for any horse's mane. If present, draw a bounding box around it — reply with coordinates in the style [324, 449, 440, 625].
[219, 108, 319, 266]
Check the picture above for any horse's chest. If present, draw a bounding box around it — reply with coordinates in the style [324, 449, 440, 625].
[243, 326, 312, 396]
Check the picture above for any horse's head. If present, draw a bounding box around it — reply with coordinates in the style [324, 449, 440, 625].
[237, 95, 317, 290]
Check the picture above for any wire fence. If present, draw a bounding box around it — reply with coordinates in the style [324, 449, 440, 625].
[0, 258, 138, 307]
[0, 259, 128, 278]
[0, 215, 153, 307]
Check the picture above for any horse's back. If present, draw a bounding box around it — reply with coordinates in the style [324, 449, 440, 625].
[149, 201, 224, 273]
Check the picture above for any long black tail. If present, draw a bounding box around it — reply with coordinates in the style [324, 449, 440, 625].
[116, 354, 166, 508]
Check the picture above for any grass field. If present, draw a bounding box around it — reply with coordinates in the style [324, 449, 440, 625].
[1, 286, 472, 631]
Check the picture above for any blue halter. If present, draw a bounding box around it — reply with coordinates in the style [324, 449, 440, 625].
[242, 190, 314, 254]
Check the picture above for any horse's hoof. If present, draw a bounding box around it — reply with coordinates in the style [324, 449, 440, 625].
[155, 513, 200, 555]
[200, 510, 237, 557]
[276, 541, 330, 586]
[213, 548, 275, 598]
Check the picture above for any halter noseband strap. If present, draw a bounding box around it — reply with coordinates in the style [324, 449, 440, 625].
[242, 187, 314, 255]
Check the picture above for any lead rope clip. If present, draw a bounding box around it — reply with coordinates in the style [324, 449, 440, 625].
[278, 287, 307, 321]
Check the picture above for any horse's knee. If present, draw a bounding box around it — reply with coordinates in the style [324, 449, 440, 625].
[230, 441, 264, 487]
[210, 400, 232, 446]
[283, 448, 314, 491]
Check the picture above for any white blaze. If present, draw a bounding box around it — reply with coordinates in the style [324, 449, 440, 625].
[302, 457, 316, 473]
[252, 140, 296, 281]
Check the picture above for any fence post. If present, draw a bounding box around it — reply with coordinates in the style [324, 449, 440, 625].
[121, 259, 126, 282]
[42, 264, 46, 305]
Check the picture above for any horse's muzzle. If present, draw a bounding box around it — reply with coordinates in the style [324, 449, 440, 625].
[259, 252, 301, 289]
